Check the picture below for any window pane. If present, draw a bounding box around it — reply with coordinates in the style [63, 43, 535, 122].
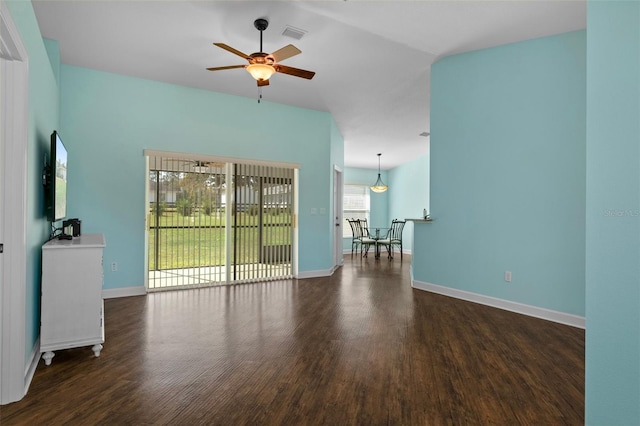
[343, 184, 370, 237]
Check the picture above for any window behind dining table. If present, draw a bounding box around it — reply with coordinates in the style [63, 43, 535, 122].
[343, 184, 370, 237]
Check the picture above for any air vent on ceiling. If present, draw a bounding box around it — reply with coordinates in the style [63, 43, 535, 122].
[282, 25, 307, 40]
[419, 132, 430, 137]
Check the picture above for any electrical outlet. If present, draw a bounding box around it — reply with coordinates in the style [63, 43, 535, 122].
[111, 262, 118, 272]
[505, 271, 512, 283]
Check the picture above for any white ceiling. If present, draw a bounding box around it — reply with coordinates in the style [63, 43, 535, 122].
[31, 0, 586, 170]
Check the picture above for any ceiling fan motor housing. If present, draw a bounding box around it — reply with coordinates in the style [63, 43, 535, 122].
[250, 52, 274, 65]
[254, 18, 269, 32]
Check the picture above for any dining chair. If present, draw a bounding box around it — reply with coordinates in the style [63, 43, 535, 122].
[356, 219, 377, 257]
[346, 218, 363, 256]
[378, 219, 406, 260]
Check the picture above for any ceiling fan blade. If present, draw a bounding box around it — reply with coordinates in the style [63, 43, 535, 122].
[206, 65, 246, 72]
[213, 43, 251, 60]
[257, 79, 270, 87]
[275, 64, 316, 80]
[270, 44, 301, 62]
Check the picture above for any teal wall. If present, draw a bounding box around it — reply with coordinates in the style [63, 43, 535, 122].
[585, 1, 640, 423]
[417, 30, 586, 316]
[388, 152, 430, 253]
[42, 38, 60, 86]
[60, 65, 341, 288]
[342, 167, 389, 251]
[10, 1, 640, 419]
[6, 1, 60, 360]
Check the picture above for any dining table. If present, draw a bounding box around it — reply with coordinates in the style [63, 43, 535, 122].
[367, 227, 389, 259]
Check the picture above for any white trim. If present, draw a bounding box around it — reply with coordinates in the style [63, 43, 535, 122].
[385, 248, 412, 256]
[24, 337, 40, 394]
[0, 0, 30, 405]
[412, 279, 586, 329]
[143, 157, 150, 292]
[292, 168, 299, 277]
[143, 149, 301, 170]
[342, 248, 411, 257]
[102, 286, 147, 299]
[333, 166, 343, 270]
[297, 269, 334, 279]
[224, 163, 233, 282]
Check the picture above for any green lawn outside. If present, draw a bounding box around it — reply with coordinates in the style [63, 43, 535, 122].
[148, 208, 292, 270]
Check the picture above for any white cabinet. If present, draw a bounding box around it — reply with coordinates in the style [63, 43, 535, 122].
[41, 233, 106, 365]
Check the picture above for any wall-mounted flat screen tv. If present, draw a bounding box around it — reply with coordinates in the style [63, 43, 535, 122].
[47, 131, 68, 222]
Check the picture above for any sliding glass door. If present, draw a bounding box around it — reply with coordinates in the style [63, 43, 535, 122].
[146, 154, 295, 290]
[231, 163, 293, 281]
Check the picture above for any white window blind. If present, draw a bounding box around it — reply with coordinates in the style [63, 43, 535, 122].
[146, 154, 295, 290]
[343, 184, 370, 237]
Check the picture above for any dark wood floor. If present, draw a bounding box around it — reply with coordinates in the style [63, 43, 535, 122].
[1, 255, 584, 425]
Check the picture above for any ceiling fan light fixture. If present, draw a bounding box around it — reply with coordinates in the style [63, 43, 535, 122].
[370, 153, 388, 193]
[246, 63, 275, 81]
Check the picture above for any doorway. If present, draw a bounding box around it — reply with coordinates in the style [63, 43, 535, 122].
[0, 1, 30, 404]
[145, 153, 296, 290]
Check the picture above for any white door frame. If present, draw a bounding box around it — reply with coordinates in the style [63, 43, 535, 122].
[0, 1, 30, 405]
[143, 151, 300, 284]
[292, 168, 299, 277]
[333, 166, 343, 268]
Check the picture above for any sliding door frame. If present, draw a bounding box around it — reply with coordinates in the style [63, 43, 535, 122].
[144, 150, 299, 289]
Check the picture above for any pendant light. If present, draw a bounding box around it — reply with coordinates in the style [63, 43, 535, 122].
[370, 153, 388, 193]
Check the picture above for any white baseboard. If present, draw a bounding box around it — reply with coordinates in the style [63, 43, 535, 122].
[297, 269, 333, 279]
[23, 337, 40, 398]
[389, 248, 412, 257]
[412, 279, 585, 329]
[343, 248, 365, 255]
[343, 248, 412, 255]
[102, 286, 147, 299]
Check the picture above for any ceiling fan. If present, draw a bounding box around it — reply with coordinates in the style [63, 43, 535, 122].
[158, 158, 224, 173]
[206, 18, 315, 87]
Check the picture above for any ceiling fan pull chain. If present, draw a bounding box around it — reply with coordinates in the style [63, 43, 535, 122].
[258, 87, 263, 103]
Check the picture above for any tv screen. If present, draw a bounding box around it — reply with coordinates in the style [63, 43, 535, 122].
[48, 131, 68, 222]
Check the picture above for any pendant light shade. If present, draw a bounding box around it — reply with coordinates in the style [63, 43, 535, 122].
[370, 153, 388, 193]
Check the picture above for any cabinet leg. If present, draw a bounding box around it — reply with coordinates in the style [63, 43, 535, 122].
[92, 344, 103, 357]
[42, 351, 55, 366]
